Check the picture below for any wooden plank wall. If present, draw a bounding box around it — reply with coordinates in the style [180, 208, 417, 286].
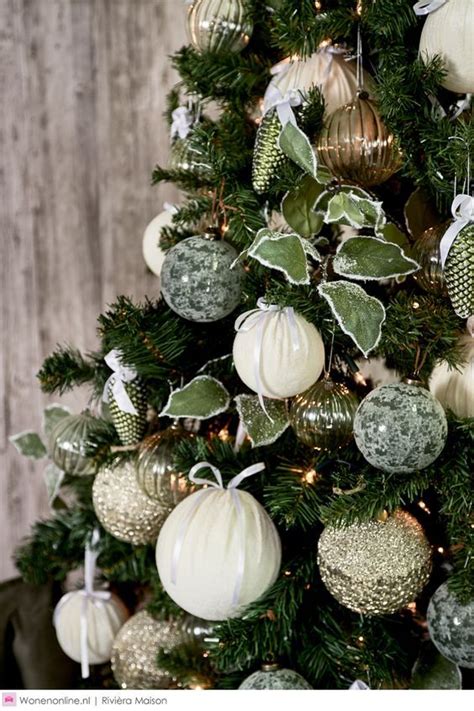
[0, 0, 187, 582]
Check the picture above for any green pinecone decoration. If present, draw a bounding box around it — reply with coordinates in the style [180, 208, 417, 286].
[252, 109, 287, 194]
[108, 376, 148, 445]
[444, 223, 474, 319]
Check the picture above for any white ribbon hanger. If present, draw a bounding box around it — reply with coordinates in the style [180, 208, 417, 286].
[103, 349, 139, 415]
[170, 106, 193, 140]
[413, 0, 447, 15]
[440, 194, 474, 266]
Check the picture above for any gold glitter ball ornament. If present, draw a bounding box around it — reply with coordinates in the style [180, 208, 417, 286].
[92, 459, 167, 545]
[317, 510, 432, 615]
[317, 93, 402, 187]
[111, 610, 188, 689]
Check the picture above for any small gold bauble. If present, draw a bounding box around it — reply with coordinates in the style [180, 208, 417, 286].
[317, 93, 402, 187]
[412, 222, 450, 295]
[317, 510, 432, 615]
[92, 459, 167, 545]
[111, 610, 188, 689]
[136, 423, 195, 506]
[187, 0, 253, 54]
[289, 378, 358, 451]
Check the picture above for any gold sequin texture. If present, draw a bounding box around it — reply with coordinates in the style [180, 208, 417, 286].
[92, 459, 168, 545]
[111, 611, 187, 689]
[317, 510, 432, 615]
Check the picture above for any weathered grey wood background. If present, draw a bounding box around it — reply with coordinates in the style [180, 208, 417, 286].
[0, 0, 187, 582]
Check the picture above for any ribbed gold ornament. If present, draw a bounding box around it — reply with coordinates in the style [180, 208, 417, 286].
[169, 136, 213, 180]
[444, 223, 474, 319]
[317, 93, 402, 187]
[136, 423, 195, 506]
[92, 459, 167, 545]
[187, 0, 253, 54]
[289, 378, 358, 451]
[252, 109, 287, 194]
[317, 510, 432, 615]
[111, 611, 188, 690]
[412, 222, 450, 295]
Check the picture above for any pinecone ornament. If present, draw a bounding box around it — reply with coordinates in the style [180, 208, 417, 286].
[108, 376, 148, 445]
[444, 223, 474, 319]
[252, 108, 287, 194]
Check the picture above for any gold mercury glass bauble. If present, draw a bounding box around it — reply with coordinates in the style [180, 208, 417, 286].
[49, 411, 110, 476]
[92, 459, 167, 545]
[290, 377, 359, 451]
[317, 93, 402, 187]
[136, 422, 195, 506]
[412, 222, 450, 295]
[111, 610, 189, 689]
[187, 0, 253, 54]
[317, 510, 432, 615]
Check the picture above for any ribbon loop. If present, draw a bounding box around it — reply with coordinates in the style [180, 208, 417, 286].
[440, 194, 474, 267]
[171, 106, 193, 140]
[234, 300, 300, 419]
[103, 349, 138, 416]
[413, 0, 447, 15]
[188, 461, 224, 489]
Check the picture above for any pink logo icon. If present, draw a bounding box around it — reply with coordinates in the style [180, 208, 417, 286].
[2, 693, 16, 707]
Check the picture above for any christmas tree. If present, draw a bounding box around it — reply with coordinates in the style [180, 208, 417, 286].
[11, 0, 473, 692]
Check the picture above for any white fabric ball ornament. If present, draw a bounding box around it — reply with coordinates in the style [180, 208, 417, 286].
[156, 462, 281, 621]
[142, 210, 174, 277]
[429, 334, 474, 418]
[418, 0, 474, 94]
[233, 300, 325, 400]
[54, 591, 129, 667]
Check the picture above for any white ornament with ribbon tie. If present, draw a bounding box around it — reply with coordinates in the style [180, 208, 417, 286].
[440, 194, 474, 266]
[53, 529, 129, 677]
[156, 461, 281, 621]
[103, 349, 139, 415]
[233, 298, 325, 409]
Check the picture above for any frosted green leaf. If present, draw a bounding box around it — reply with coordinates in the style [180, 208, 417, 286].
[43, 404, 72, 438]
[325, 192, 386, 233]
[318, 281, 386, 356]
[9, 431, 47, 460]
[248, 229, 312, 285]
[313, 185, 372, 215]
[279, 122, 317, 178]
[379, 222, 411, 249]
[43, 463, 65, 506]
[333, 236, 419, 280]
[160, 376, 230, 420]
[281, 176, 324, 237]
[235, 394, 289, 447]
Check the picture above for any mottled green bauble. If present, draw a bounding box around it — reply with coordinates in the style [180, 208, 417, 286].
[427, 582, 474, 669]
[444, 222, 474, 319]
[160, 235, 244, 322]
[239, 664, 312, 690]
[353, 382, 447, 473]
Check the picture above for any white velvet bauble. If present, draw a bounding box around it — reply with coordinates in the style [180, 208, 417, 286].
[54, 591, 129, 665]
[429, 335, 474, 418]
[156, 488, 282, 621]
[233, 309, 325, 399]
[264, 48, 374, 117]
[419, 0, 474, 94]
[142, 211, 174, 277]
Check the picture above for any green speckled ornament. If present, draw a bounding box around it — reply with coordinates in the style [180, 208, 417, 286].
[160, 234, 244, 322]
[353, 382, 447, 473]
[108, 376, 148, 446]
[252, 109, 287, 194]
[317, 510, 432, 615]
[444, 223, 474, 319]
[239, 663, 312, 690]
[427, 582, 474, 669]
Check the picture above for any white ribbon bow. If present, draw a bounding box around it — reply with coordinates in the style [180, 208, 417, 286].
[234, 298, 300, 419]
[413, 0, 447, 15]
[54, 529, 110, 679]
[440, 194, 474, 267]
[170, 461, 265, 609]
[170, 106, 193, 140]
[103, 349, 139, 415]
[264, 86, 302, 127]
